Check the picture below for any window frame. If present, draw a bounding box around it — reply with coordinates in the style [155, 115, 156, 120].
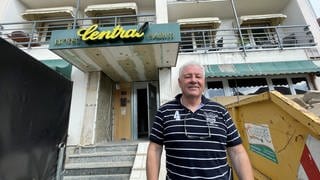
[39, 21, 74, 42]
[180, 25, 217, 53]
[206, 74, 313, 97]
[240, 22, 277, 49]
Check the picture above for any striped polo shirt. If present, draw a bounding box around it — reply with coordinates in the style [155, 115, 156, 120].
[150, 94, 242, 180]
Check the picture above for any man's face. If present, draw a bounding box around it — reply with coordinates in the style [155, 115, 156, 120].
[178, 65, 205, 98]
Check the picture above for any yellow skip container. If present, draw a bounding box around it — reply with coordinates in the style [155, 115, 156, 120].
[225, 91, 320, 179]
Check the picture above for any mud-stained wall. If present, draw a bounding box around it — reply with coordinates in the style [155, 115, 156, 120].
[95, 72, 114, 143]
[80, 71, 99, 145]
[113, 83, 132, 140]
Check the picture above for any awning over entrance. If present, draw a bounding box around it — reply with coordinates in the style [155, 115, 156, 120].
[21, 6, 75, 20]
[49, 23, 181, 82]
[41, 59, 72, 79]
[205, 60, 320, 78]
[177, 17, 221, 29]
[84, 3, 137, 17]
[239, 14, 287, 26]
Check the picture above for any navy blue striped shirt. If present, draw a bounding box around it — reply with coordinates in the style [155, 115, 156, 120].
[150, 94, 242, 180]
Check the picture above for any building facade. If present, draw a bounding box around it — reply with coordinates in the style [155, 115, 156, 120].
[1, 0, 320, 146]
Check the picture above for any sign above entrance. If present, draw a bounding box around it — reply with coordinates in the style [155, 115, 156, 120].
[49, 23, 180, 50]
[77, 23, 146, 42]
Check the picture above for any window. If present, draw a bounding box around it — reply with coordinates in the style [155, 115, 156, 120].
[206, 75, 312, 97]
[240, 23, 276, 49]
[180, 31, 194, 52]
[206, 81, 224, 98]
[228, 78, 268, 96]
[292, 77, 310, 94]
[39, 22, 73, 42]
[180, 27, 214, 52]
[194, 31, 213, 50]
[44, 23, 70, 41]
[98, 16, 137, 27]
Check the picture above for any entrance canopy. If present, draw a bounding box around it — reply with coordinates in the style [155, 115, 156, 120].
[21, 6, 75, 20]
[41, 59, 72, 79]
[205, 60, 320, 78]
[49, 23, 181, 82]
[240, 14, 287, 26]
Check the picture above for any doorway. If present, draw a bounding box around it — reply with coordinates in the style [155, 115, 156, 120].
[133, 82, 158, 140]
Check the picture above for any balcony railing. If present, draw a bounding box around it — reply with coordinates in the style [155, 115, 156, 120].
[0, 16, 316, 53]
[179, 25, 316, 53]
[0, 14, 156, 49]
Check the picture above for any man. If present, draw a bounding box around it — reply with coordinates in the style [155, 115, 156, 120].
[147, 62, 253, 180]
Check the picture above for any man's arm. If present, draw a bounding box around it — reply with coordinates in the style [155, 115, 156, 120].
[228, 144, 254, 180]
[146, 141, 163, 180]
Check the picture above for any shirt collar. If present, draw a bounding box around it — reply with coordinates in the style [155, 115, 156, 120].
[175, 93, 210, 105]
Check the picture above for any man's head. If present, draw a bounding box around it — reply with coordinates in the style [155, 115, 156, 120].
[178, 62, 205, 99]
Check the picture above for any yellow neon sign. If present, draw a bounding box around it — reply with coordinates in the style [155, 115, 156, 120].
[77, 24, 144, 41]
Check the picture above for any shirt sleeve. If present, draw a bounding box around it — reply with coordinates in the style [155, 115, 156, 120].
[224, 108, 242, 147]
[149, 109, 164, 145]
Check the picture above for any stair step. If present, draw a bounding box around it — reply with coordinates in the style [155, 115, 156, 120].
[64, 162, 132, 176]
[65, 161, 133, 169]
[64, 142, 140, 178]
[68, 151, 136, 163]
[72, 144, 137, 154]
[63, 174, 130, 180]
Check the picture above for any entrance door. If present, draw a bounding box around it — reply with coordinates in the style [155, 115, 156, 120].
[133, 82, 158, 139]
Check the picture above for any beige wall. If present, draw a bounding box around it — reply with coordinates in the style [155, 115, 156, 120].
[113, 83, 132, 141]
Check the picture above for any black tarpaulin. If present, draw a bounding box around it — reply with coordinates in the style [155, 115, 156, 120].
[0, 38, 72, 180]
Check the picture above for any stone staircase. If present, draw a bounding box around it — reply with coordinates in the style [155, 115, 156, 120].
[63, 141, 138, 180]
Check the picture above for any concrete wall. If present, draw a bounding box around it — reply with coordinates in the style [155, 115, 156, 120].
[95, 72, 114, 143]
[282, 0, 306, 25]
[67, 68, 88, 145]
[80, 72, 100, 145]
[156, 0, 168, 23]
[0, 0, 28, 37]
[296, 0, 320, 89]
[0, 0, 25, 22]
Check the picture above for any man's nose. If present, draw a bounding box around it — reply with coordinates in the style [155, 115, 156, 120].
[190, 76, 198, 82]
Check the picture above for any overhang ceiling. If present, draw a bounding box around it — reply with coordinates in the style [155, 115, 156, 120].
[52, 43, 179, 82]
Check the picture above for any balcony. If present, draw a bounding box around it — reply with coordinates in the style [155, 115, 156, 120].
[179, 25, 316, 53]
[0, 14, 156, 49]
[0, 14, 316, 56]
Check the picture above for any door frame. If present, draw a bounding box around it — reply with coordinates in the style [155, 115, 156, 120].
[132, 81, 159, 140]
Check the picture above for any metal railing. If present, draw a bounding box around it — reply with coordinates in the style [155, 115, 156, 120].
[179, 25, 316, 53]
[0, 16, 316, 54]
[0, 14, 156, 49]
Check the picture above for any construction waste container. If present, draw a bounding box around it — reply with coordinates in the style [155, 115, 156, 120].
[226, 91, 320, 180]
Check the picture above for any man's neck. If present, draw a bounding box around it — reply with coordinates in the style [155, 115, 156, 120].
[181, 95, 202, 112]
